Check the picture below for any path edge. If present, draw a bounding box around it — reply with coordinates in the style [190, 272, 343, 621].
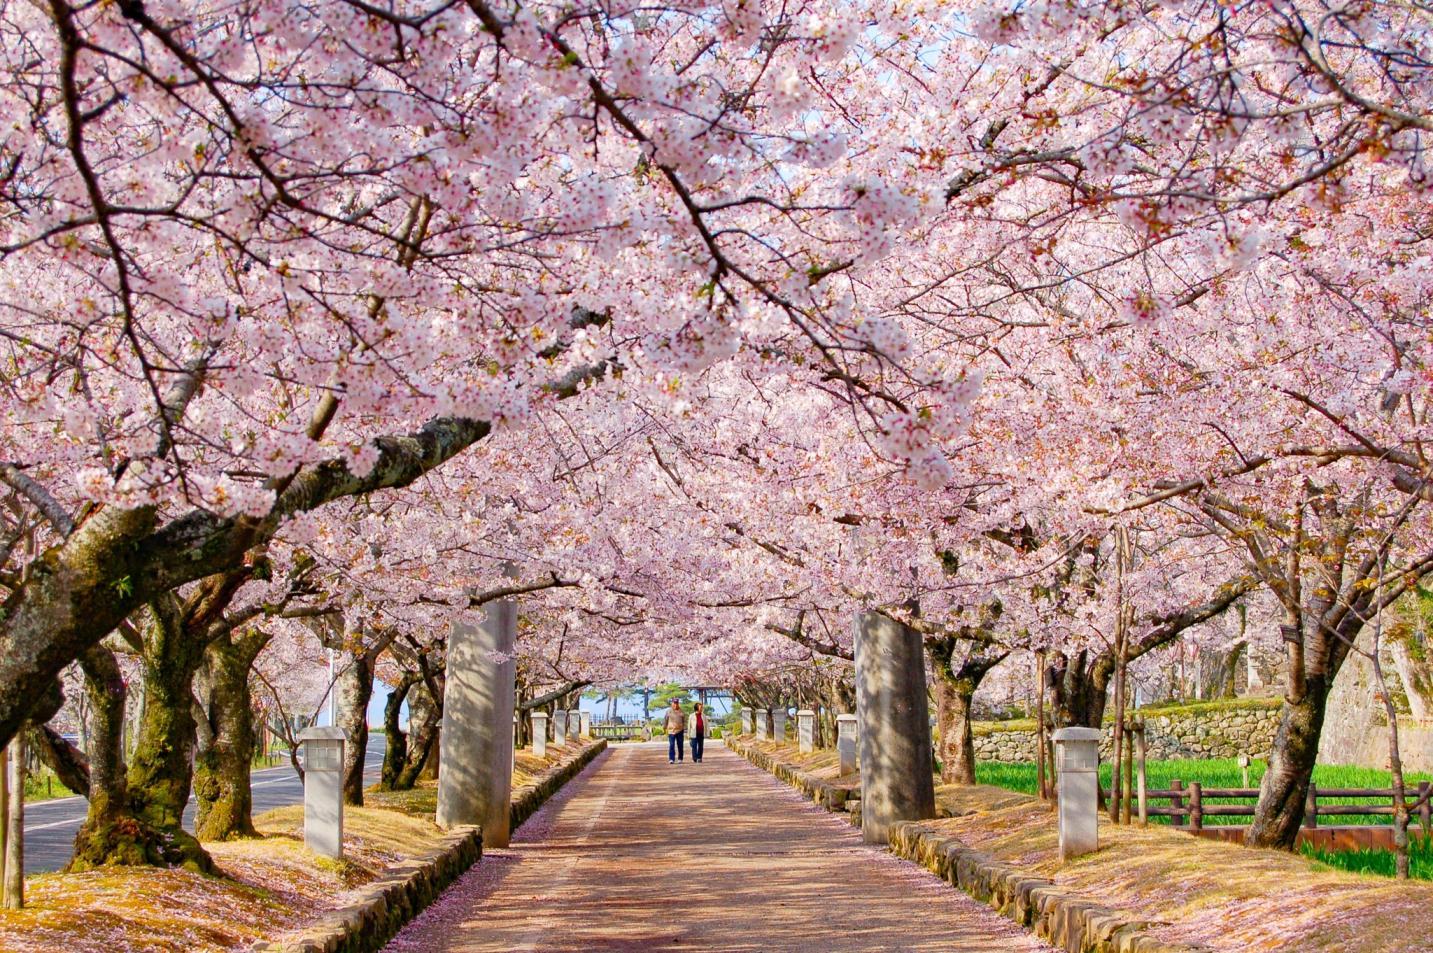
[727, 737, 1211, 953]
[259, 738, 608, 953]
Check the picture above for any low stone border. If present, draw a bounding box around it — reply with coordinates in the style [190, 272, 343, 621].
[728, 737, 1208, 953]
[729, 739, 856, 813]
[260, 738, 608, 953]
[511, 738, 608, 830]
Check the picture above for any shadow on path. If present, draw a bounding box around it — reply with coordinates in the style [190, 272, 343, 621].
[384, 741, 1054, 953]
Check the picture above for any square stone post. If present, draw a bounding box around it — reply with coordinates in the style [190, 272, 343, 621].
[854, 610, 936, 844]
[1053, 727, 1101, 860]
[580, 711, 591, 737]
[755, 709, 770, 740]
[797, 710, 816, 753]
[298, 727, 346, 859]
[568, 710, 581, 741]
[531, 712, 548, 759]
[771, 708, 788, 742]
[435, 596, 518, 847]
[554, 708, 568, 746]
[837, 714, 858, 775]
[740, 709, 753, 736]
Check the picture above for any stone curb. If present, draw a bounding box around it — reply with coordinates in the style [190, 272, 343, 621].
[260, 738, 608, 953]
[728, 737, 1210, 953]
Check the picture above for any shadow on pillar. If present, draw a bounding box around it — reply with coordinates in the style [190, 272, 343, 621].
[854, 610, 936, 844]
[435, 599, 517, 847]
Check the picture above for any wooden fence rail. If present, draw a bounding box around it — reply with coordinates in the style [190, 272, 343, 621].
[1111, 779, 1433, 834]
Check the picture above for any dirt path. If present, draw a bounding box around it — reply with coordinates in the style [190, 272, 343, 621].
[384, 740, 1052, 952]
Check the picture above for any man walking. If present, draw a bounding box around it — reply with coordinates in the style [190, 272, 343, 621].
[665, 698, 687, 763]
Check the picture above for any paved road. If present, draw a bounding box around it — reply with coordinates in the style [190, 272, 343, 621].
[24, 735, 386, 874]
[383, 741, 1054, 953]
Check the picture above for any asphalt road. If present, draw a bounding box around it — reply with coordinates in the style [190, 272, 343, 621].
[23, 734, 387, 874]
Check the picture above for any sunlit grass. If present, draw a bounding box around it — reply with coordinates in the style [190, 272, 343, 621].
[1303, 836, 1433, 881]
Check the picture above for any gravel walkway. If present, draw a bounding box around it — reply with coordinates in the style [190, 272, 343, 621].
[384, 740, 1054, 952]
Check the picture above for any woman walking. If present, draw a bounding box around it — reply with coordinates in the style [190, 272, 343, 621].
[664, 698, 686, 763]
[688, 702, 707, 763]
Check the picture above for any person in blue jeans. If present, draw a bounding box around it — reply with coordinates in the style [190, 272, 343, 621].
[664, 698, 686, 763]
[688, 701, 707, 763]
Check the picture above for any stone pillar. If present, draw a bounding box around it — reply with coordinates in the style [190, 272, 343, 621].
[531, 712, 548, 759]
[554, 707, 568, 746]
[755, 709, 770, 740]
[771, 708, 788, 742]
[854, 610, 936, 845]
[298, 726, 346, 859]
[797, 710, 816, 753]
[1053, 727, 1101, 860]
[580, 711, 591, 737]
[740, 709, 753, 736]
[568, 710, 581, 741]
[837, 714, 858, 775]
[435, 597, 518, 847]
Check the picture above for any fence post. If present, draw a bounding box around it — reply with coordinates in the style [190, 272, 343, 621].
[1121, 726, 1134, 825]
[1304, 782, 1318, 831]
[1418, 781, 1430, 838]
[1189, 781, 1203, 833]
[1171, 778, 1184, 828]
[1135, 722, 1147, 825]
[1238, 752, 1250, 789]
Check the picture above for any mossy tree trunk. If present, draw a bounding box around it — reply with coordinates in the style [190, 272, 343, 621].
[193, 628, 271, 841]
[68, 644, 179, 871]
[120, 596, 214, 871]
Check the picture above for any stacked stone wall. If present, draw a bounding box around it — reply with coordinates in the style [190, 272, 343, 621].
[973, 700, 1282, 764]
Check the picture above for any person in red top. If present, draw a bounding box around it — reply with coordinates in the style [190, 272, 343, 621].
[688, 702, 707, 763]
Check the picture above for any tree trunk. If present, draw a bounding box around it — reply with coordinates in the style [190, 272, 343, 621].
[336, 649, 375, 806]
[380, 672, 417, 790]
[929, 638, 1005, 785]
[69, 646, 182, 871]
[28, 724, 89, 797]
[933, 676, 978, 784]
[193, 630, 269, 841]
[1045, 649, 1111, 729]
[89, 600, 214, 871]
[1390, 633, 1432, 721]
[1246, 677, 1330, 849]
[395, 683, 440, 790]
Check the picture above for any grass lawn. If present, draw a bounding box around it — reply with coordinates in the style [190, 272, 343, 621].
[977, 758, 1433, 826]
[1304, 836, 1433, 881]
[23, 769, 78, 804]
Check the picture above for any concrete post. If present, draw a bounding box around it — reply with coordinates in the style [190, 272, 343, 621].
[837, 714, 858, 775]
[1053, 727, 1101, 860]
[435, 597, 518, 847]
[755, 709, 770, 740]
[553, 707, 568, 746]
[568, 710, 581, 741]
[740, 709, 753, 736]
[531, 712, 548, 759]
[580, 711, 591, 737]
[298, 726, 346, 859]
[854, 610, 936, 844]
[797, 710, 816, 753]
[771, 708, 788, 742]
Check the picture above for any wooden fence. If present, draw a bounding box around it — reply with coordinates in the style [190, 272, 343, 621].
[1119, 778, 1433, 836]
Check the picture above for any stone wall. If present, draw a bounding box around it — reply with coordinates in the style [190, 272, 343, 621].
[973, 700, 1283, 763]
